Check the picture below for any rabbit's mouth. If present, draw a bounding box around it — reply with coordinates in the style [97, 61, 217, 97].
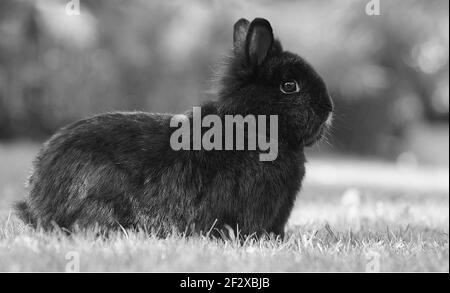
[303, 113, 332, 147]
[304, 124, 326, 147]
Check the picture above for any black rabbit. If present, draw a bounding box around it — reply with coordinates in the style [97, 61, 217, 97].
[15, 18, 333, 238]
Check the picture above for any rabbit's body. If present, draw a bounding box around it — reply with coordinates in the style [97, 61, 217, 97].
[16, 18, 332, 237]
[18, 108, 303, 236]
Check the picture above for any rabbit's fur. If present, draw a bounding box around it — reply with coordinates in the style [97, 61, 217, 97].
[15, 18, 333, 238]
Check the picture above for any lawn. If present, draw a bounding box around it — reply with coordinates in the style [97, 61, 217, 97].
[0, 143, 448, 272]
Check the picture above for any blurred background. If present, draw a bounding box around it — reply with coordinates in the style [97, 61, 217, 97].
[0, 0, 448, 165]
[0, 1, 448, 272]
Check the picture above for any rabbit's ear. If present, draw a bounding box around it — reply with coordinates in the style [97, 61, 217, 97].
[233, 18, 250, 53]
[245, 18, 274, 67]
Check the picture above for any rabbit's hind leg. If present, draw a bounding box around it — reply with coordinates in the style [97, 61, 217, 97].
[68, 193, 137, 232]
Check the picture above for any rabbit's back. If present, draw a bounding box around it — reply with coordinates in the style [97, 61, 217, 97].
[20, 112, 175, 229]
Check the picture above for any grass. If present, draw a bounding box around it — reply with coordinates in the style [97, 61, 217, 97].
[0, 143, 448, 272]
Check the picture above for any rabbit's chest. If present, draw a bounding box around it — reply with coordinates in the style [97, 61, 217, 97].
[205, 150, 305, 225]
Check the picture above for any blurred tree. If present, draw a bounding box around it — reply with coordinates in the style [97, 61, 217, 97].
[0, 0, 447, 162]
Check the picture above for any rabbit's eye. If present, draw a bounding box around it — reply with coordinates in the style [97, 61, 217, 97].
[280, 80, 299, 94]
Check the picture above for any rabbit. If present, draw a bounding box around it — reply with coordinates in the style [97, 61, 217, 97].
[15, 18, 333, 238]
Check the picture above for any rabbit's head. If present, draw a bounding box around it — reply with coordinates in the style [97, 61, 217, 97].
[217, 18, 333, 149]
